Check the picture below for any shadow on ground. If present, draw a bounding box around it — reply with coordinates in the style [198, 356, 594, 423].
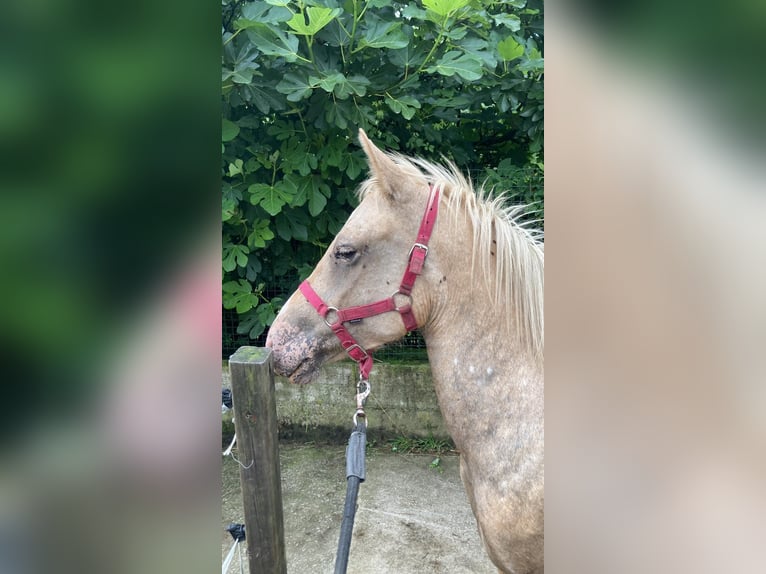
[222, 443, 496, 573]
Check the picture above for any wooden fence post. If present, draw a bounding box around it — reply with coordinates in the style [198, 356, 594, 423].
[228, 347, 287, 574]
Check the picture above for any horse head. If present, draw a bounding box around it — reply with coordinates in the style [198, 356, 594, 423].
[266, 130, 443, 384]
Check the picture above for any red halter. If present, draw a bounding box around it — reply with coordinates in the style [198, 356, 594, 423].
[299, 184, 441, 381]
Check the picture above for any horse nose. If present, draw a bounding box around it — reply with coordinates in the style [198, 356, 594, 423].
[264, 320, 298, 377]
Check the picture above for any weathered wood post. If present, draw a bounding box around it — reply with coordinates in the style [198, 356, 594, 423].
[228, 347, 287, 574]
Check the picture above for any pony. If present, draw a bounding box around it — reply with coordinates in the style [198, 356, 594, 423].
[266, 130, 544, 573]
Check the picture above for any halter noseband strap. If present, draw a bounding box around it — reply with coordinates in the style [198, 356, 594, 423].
[299, 184, 441, 381]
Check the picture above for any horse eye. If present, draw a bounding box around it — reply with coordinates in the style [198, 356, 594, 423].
[334, 245, 358, 262]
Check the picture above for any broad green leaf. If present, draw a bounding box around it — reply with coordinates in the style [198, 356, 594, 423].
[518, 46, 544, 73]
[222, 244, 249, 272]
[286, 7, 340, 36]
[275, 73, 313, 101]
[246, 85, 285, 114]
[247, 219, 275, 248]
[239, 3, 292, 24]
[497, 36, 525, 61]
[389, 45, 423, 68]
[385, 94, 421, 120]
[222, 280, 258, 313]
[358, 19, 408, 50]
[319, 73, 370, 99]
[325, 102, 351, 129]
[286, 174, 311, 206]
[275, 214, 292, 241]
[236, 310, 267, 339]
[493, 14, 521, 31]
[285, 211, 308, 241]
[229, 68, 253, 84]
[264, 0, 290, 6]
[227, 159, 243, 177]
[426, 51, 483, 81]
[244, 23, 300, 62]
[323, 142, 344, 167]
[222, 196, 237, 222]
[222, 119, 239, 142]
[460, 37, 497, 68]
[345, 153, 366, 180]
[249, 183, 290, 216]
[422, 0, 470, 17]
[401, 4, 428, 20]
[308, 186, 327, 217]
[245, 258, 262, 282]
[310, 72, 345, 93]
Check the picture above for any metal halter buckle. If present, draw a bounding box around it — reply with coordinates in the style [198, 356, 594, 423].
[408, 242, 429, 259]
[344, 343, 369, 361]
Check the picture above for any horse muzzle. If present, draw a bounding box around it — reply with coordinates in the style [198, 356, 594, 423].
[265, 317, 323, 385]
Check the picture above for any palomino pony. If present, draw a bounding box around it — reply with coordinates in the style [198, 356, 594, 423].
[266, 130, 544, 573]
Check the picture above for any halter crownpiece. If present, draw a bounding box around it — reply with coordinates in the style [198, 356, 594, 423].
[299, 183, 441, 381]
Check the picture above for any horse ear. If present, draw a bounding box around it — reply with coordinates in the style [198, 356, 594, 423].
[358, 129, 403, 201]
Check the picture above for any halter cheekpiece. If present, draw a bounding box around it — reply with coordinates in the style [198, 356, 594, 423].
[299, 183, 441, 381]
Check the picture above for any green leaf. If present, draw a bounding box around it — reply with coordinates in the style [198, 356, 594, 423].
[310, 72, 345, 93]
[222, 280, 258, 314]
[227, 159, 243, 177]
[286, 7, 340, 36]
[247, 219, 275, 248]
[284, 210, 309, 241]
[426, 51, 483, 81]
[319, 74, 371, 99]
[222, 119, 239, 142]
[244, 23, 301, 62]
[222, 244, 249, 272]
[308, 183, 328, 216]
[385, 94, 421, 120]
[236, 310, 267, 339]
[422, 0, 470, 17]
[249, 183, 290, 216]
[286, 174, 311, 206]
[247, 84, 285, 114]
[497, 36, 525, 61]
[222, 196, 237, 222]
[276, 72, 313, 102]
[358, 19, 408, 50]
[493, 14, 521, 31]
[238, 3, 292, 24]
[459, 37, 497, 69]
[389, 45, 423, 69]
[518, 46, 544, 73]
[401, 4, 428, 20]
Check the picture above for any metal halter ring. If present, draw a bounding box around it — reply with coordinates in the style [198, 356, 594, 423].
[323, 306, 340, 327]
[391, 290, 413, 312]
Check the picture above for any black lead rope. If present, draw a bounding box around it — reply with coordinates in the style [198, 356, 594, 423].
[334, 420, 367, 574]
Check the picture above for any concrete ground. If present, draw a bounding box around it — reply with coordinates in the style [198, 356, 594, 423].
[222, 442, 496, 574]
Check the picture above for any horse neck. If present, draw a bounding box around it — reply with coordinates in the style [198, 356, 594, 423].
[419, 232, 543, 451]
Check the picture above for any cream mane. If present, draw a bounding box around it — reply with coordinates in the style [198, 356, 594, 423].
[359, 153, 544, 362]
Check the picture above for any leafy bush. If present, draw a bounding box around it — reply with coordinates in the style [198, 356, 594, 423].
[222, 0, 544, 341]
